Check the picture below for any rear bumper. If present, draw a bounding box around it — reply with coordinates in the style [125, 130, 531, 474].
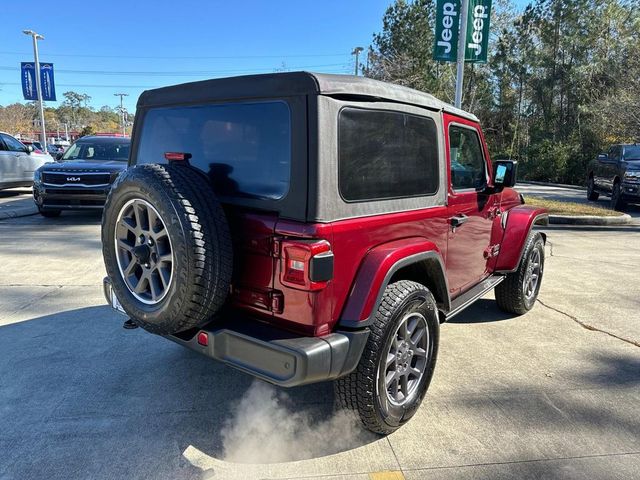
[103, 277, 368, 387]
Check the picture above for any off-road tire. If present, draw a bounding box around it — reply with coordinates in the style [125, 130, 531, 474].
[334, 280, 439, 435]
[587, 177, 599, 201]
[610, 182, 626, 211]
[495, 231, 544, 315]
[102, 163, 232, 335]
[38, 208, 61, 218]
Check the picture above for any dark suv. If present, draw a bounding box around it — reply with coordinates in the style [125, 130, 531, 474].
[102, 72, 547, 434]
[33, 135, 130, 217]
[587, 144, 640, 210]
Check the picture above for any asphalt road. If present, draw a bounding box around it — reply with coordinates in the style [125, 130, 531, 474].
[0, 212, 638, 480]
[516, 183, 640, 223]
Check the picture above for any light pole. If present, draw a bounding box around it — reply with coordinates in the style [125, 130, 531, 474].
[454, 0, 470, 108]
[352, 47, 364, 76]
[114, 93, 129, 136]
[23, 29, 47, 147]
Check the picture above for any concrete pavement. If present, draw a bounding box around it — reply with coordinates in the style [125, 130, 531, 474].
[0, 188, 37, 220]
[0, 213, 638, 480]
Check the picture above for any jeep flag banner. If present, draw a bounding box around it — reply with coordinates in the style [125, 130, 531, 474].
[433, 0, 492, 63]
[464, 0, 492, 63]
[433, 0, 461, 62]
[21, 62, 56, 101]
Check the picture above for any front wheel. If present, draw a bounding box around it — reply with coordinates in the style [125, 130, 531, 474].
[495, 231, 545, 315]
[39, 208, 61, 218]
[334, 280, 439, 435]
[611, 182, 626, 211]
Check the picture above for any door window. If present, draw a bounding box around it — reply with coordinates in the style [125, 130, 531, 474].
[449, 126, 486, 191]
[0, 134, 27, 153]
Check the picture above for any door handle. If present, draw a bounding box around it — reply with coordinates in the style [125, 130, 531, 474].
[450, 214, 469, 228]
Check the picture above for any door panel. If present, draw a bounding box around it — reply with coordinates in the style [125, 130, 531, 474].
[444, 117, 498, 297]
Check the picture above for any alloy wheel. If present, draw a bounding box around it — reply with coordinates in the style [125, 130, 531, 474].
[114, 198, 173, 304]
[381, 312, 429, 406]
[523, 248, 542, 301]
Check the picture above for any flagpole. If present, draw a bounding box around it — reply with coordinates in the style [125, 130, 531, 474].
[454, 0, 469, 109]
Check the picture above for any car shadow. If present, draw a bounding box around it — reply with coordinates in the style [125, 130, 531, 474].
[447, 298, 517, 324]
[0, 305, 379, 480]
[0, 188, 31, 198]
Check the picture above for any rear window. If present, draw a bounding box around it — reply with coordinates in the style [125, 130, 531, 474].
[338, 108, 439, 202]
[136, 101, 291, 200]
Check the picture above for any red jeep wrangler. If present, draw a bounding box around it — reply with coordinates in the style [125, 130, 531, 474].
[102, 72, 547, 434]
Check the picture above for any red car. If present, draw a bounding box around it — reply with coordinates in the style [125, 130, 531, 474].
[102, 72, 548, 434]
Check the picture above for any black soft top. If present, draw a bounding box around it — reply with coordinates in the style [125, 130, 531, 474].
[137, 71, 478, 121]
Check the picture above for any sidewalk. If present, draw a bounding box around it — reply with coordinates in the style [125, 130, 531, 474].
[0, 188, 37, 220]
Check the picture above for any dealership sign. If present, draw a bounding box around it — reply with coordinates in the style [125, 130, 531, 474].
[464, 0, 492, 62]
[433, 0, 491, 63]
[21, 62, 57, 101]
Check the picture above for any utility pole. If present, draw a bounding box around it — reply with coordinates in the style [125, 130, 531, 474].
[114, 93, 129, 136]
[454, 0, 470, 108]
[22, 30, 47, 147]
[351, 47, 364, 76]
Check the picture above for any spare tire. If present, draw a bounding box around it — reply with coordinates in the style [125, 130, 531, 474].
[102, 163, 232, 335]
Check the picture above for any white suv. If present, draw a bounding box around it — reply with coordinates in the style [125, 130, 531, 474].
[0, 132, 52, 190]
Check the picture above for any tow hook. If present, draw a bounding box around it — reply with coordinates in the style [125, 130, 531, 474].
[123, 319, 138, 329]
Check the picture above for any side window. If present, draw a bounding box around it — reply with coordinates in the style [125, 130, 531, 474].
[1, 134, 27, 153]
[449, 125, 486, 191]
[612, 146, 621, 162]
[338, 108, 439, 202]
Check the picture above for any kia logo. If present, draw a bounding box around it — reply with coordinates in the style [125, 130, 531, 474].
[66, 177, 81, 182]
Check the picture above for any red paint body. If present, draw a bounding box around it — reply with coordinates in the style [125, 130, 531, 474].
[225, 114, 546, 336]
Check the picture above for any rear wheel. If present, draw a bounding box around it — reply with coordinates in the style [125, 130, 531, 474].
[334, 280, 439, 435]
[587, 177, 599, 201]
[102, 163, 232, 335]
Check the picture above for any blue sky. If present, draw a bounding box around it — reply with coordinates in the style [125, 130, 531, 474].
[1, 0, 528, 113]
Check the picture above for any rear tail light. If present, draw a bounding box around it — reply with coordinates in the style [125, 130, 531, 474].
[280, 239, 333, 291]
[164, 152, 192, 162]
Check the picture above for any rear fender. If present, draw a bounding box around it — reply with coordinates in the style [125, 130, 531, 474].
[339, 238, 449, 329]
[494, 206, 548, 273]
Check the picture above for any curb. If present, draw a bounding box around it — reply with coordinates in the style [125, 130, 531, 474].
[549, 213, 632, 225]
[0, 204, 38, 220]
[519, 181, 585, 191]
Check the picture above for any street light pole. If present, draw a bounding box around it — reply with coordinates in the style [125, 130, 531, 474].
[352, 47, 364, 76]
[23, 30, 47, 147]
[454, 0, 470, 109]
[114, 93, 129, 136]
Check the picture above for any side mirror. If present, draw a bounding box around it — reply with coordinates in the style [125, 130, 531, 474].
[492, 160, 518, 190]
[597, 153, 608, 162]
[55, 152, 64, 161]
[25, 144, 34, 154]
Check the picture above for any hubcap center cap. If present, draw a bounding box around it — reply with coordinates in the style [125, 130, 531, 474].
[133, 244, 151, 263]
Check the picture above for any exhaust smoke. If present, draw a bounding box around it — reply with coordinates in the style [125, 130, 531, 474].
[220, 380, 375, 463]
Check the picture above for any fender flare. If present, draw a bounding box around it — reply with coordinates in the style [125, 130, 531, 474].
[338, 237, 450, 329]
[495, 206, 548, 273]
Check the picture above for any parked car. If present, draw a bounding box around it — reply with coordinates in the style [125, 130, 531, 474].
[0, 132, 52, 190]
[101, 72, 548, 434]
[33, 135, 130, 217]
[20, 139, 44, 154]
[587, 144, 640, 210]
